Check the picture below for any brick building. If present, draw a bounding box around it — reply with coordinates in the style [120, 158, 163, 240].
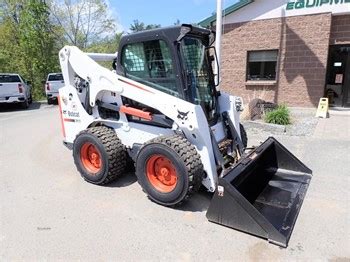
[199, 0, 350, 108]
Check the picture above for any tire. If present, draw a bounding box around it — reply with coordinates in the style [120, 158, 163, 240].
[28, 94, 33, 104]
[240, 123, 248, 149]
[73, 126, 127, 185]
[21, 99, 29, 109]
[47, 98, 52, 105]
[136, 135, 203, 207]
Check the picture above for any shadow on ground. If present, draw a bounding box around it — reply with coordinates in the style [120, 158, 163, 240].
[107, 172, 138, 188]
[107, 171, 213, 213]
[175, 187, 213, 213]
[0, 102, 44, 112]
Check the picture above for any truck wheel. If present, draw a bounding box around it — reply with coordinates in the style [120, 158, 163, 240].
[136, 135, 203, 206]
[47, 98, 52, 105]
[73, 126, 127, 185]
[240, 123, 248, 149]
[21, 100, 29, 109]
[28, 94, 33, 104]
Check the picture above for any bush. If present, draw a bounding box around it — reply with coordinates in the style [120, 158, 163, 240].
[265, 105, 291, 125]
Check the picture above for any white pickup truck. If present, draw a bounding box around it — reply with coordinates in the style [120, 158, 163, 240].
[0, 74, 32, 109]
[45, 73, 65, 104]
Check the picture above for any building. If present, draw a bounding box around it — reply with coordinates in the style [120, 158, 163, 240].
[199, 0, 350, 108]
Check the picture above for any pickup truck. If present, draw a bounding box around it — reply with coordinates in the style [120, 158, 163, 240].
[45, 73, 65, 104]
[0, 74, 32, 109]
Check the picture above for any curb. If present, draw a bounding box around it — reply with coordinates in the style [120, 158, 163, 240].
[242, 120, 286, 135]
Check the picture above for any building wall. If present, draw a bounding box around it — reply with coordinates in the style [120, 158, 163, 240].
[330, 15, 350, 45]
[223, 0, 349, 25]
[221, 13, 332, 107]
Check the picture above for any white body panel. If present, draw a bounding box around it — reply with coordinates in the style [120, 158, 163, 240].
[0, 74, 31, 103]
[58, 46, 242, 192]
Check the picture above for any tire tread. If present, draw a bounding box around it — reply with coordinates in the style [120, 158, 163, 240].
[139, 135, 203, 206]
[74, 126, 126, 184]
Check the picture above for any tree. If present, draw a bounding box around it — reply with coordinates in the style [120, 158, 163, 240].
[48, 0, 117, 49]
[0, 0, 60, 99]
[129, 19, 160, 32]
[86, 32, 122, 52]
[174, 19, 181, 25]
[0, 0, 122, 100]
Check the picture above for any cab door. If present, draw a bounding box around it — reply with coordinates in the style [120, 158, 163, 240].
[118, 39, 183, 99]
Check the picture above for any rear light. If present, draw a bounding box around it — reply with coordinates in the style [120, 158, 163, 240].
[18, 83, 23, 93]
[46, 83, 50, 91]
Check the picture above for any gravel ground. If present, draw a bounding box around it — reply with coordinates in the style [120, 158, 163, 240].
[285, 115, 319, 136]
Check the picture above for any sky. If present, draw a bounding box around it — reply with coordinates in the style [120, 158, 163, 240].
[109, 0, 238, 32]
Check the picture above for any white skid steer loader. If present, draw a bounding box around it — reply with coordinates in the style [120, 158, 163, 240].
[58, 24, 312, 247]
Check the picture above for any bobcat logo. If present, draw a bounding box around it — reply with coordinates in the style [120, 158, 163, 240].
[177, 110, 189, 121]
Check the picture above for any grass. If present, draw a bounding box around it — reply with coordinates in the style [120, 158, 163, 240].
[265, 105, 291, 125]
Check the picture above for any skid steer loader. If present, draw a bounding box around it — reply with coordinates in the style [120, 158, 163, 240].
[57, 24, 312, 247]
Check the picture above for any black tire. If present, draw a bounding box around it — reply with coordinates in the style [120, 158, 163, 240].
[73, 126, 127, 185]
[240, 123, 248, 149]
[28, 94, 33, 104]
[136, 135, 203, 207]
[47, 98, 52, 105]
[21, 99, 29, 109]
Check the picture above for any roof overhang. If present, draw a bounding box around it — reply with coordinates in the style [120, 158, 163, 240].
[198, 0, 254, 28]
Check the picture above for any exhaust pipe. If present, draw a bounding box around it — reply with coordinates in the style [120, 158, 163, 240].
[206, 137, 312, 247]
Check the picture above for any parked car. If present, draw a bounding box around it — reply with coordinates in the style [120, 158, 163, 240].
[0, 73, 32, 109]
[45, 73, 64, 104]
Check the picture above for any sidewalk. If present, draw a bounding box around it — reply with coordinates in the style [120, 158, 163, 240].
[314, 113, 350, 140]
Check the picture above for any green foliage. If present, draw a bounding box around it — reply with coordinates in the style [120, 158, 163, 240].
[85, 32, 123, 53]
[84, 32, 123, 69]
[0, 0, 60, 100]
[130, 19, 161, 32]
[265, 105, 291, 125]
[0, 0, 121, 101]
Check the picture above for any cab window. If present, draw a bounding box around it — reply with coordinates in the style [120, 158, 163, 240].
[121, 40, 180, 97]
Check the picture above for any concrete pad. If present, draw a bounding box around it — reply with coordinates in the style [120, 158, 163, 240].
[314, 114, 350, 140]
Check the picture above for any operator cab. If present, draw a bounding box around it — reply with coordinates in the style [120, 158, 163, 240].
[116, 24, 219, 125]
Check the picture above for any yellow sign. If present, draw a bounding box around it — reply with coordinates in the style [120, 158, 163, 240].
[316, 98, 329, 118]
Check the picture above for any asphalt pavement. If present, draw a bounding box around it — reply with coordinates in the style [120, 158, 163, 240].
[0, 102, 349, 260]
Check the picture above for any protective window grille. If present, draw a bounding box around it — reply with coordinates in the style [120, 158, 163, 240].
[182, 38, 211, 99]
[181, 37, 217, 122]
[121, 40, 178, 96]
[123, 43, 145, 72]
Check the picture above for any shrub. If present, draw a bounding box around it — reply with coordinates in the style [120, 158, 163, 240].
[264, 105, 291, 125]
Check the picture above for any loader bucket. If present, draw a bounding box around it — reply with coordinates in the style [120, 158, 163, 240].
[206, 137, 312, 247]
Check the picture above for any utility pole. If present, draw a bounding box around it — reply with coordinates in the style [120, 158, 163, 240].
[215, 0, 222, 87]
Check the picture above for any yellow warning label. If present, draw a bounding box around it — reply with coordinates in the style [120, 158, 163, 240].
[316, 98, 329, 118]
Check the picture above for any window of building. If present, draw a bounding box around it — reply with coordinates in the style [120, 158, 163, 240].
[247, 50, 278, 81]
[121, 40, 179, 97]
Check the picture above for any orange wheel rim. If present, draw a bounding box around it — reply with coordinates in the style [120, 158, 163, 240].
[146, 155, 178, 193]
[80, 143, 102, 174]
